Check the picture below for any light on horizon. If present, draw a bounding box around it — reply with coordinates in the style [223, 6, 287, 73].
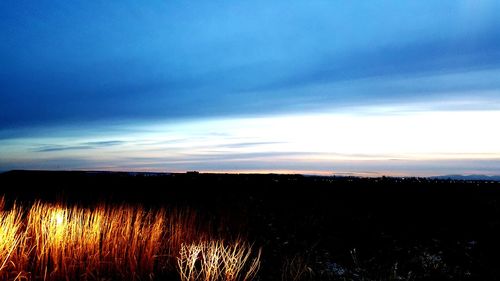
[1, 105, 499, 177]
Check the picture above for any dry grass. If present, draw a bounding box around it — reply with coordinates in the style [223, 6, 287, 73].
[281, 255, 313, 281]
[0, 197, 261, 281]
[177, 240, 261, 281]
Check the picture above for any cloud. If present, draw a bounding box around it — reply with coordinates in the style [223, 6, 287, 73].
[34, 140, 124, 152]
[35, 145, 93, 153]
[218, 141, 285, 149]
[84, 141, 124, 147]
[1, 1, 500, 130]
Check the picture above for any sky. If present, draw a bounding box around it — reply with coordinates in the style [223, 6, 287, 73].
[1, 0, 500, 176]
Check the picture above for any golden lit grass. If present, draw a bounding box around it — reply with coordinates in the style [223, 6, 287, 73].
[177, 240, 261, 281]
[0, 201, 24, 280]
[0, 197, 261, 281]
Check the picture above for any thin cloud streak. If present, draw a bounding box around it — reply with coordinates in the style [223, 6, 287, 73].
[34, 141, 125, 152]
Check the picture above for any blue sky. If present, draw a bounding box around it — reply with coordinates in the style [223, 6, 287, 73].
[1, 1, 499, 176]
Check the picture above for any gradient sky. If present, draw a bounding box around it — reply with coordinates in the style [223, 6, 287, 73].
[1, 0, 500, 176]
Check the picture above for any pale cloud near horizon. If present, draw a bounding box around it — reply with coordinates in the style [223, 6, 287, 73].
[1, 102, 499, 177]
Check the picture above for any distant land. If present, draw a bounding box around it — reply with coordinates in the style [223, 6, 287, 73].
[432, 174, 500, 181]
[1, 169, 499, 182]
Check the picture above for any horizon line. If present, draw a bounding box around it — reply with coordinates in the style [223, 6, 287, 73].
[2, 168, 500, 181]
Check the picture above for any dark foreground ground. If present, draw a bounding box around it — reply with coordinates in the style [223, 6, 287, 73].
[2, 170, 500, 281]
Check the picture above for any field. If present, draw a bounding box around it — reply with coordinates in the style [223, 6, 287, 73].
[1, 171, 500, 281]
[0, 199, 260, 281]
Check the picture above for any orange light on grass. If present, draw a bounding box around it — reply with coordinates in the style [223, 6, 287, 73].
[0, 197, 261, 281]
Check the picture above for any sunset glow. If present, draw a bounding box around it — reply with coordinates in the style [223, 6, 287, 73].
[1, 105, 498, 176]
